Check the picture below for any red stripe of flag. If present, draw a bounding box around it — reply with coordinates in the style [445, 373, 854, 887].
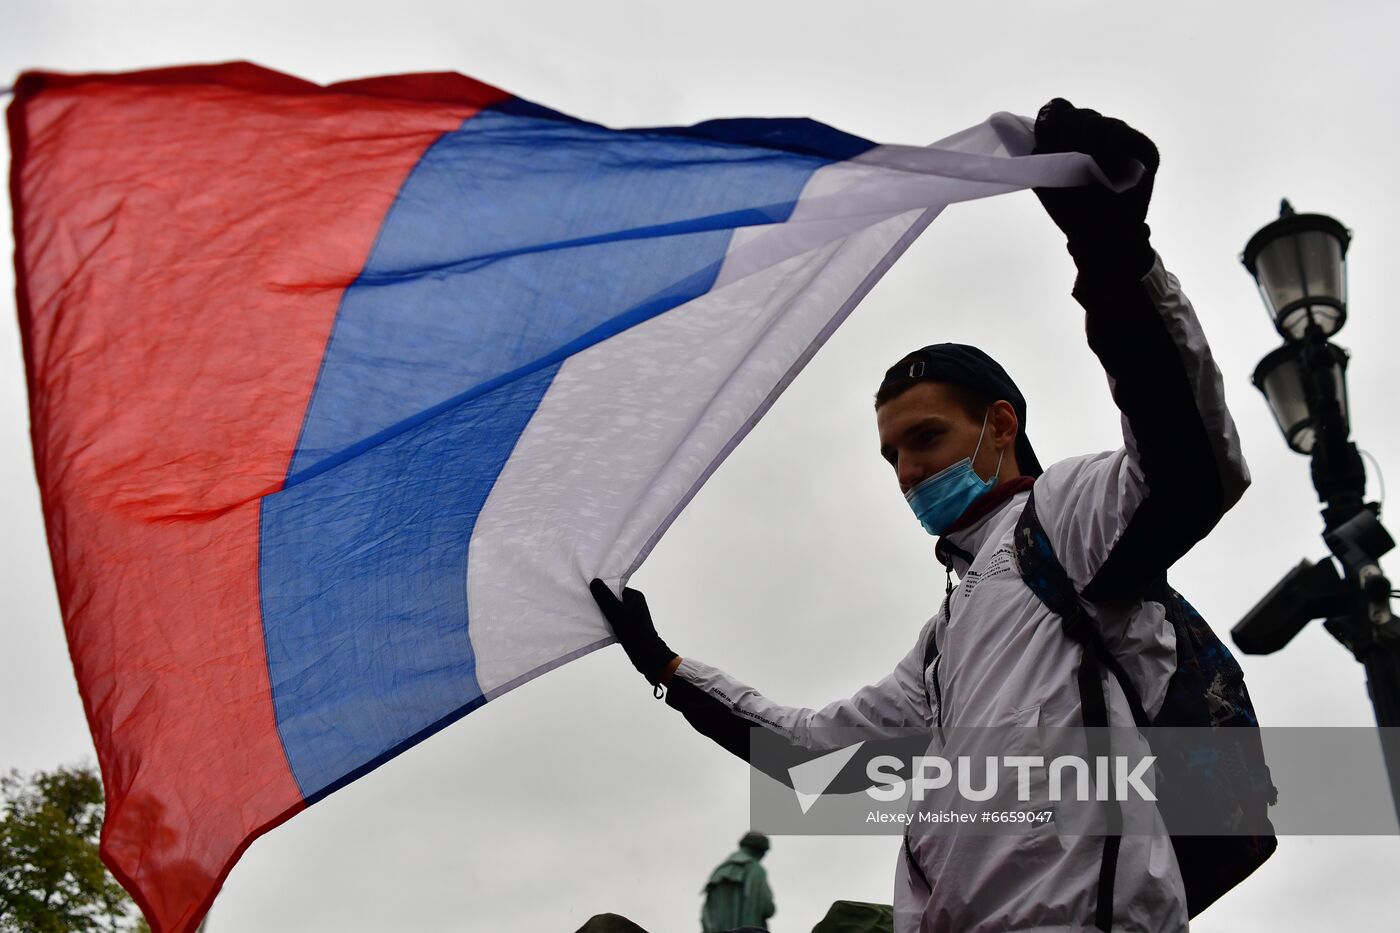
[9, 63, 509, 932]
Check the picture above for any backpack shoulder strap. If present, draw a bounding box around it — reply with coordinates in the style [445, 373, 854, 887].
[1013, 487, 1140, 932]
[1015, 489, 1153, 729]
[1013, 488, 1085, 619]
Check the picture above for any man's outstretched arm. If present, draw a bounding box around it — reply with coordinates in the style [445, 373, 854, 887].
[590, 578, 933, 777]
[1031, 99, 1250, 603]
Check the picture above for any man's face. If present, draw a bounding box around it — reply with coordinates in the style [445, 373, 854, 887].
[876, 381, 995, 496]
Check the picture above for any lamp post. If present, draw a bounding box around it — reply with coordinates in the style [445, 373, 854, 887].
[1234, 200, 1400, 815]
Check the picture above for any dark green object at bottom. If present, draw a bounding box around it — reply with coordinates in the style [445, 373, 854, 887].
[810, 900, 895, 933]
[572, 898, 893, 933]
[574, 913, 650, 933]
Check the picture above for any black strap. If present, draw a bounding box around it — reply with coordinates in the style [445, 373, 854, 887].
[1017, 490, 1146, 931]
[1065, 604, 1122, 931]
[1062, 606, 1152, 730]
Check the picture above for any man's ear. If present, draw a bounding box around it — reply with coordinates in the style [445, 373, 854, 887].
[991, 399, 1019, 450]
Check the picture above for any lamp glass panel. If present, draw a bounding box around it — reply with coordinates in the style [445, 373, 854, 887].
[1257, 349, 1350, 454]
[1254, 231, 1346, 339]
[1259, 354, 1312, 452]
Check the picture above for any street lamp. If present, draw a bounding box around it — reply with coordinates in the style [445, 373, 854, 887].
[1233, 200, 1400, 816]
[1242, 200, 1350, 340]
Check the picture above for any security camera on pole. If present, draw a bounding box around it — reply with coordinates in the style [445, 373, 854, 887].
[1233, 200, 1400, 817]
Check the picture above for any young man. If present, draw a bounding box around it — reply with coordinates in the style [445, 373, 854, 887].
[591, 99, 1249, 932]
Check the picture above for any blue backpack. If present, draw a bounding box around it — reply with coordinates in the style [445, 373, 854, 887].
[1013, 489, 1277, 928]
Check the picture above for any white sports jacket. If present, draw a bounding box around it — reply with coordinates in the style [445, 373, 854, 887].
[662, 255, 1250, 932]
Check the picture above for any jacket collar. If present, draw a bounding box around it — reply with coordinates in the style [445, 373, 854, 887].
[934, 475, 1035, 573]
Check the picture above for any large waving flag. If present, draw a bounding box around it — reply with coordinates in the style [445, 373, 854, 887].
[8, 63, 1104, 931]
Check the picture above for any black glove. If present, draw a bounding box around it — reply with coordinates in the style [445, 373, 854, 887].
[1032, 98, 1160, 280]
[590, 578, 677, 687]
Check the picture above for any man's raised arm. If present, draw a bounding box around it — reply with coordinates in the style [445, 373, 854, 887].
[1030, 99, 1250, 603]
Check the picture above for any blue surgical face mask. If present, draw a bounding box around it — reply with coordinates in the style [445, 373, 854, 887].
[904, 411, 1005, 537]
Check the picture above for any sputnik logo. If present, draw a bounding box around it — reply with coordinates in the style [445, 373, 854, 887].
[787, 742, 865, 814]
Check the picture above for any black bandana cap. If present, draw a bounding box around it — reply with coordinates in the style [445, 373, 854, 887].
[877, 343, 1043, 477]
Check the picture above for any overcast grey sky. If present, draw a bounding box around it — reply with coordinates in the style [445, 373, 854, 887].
[5, 2, 1400, 931]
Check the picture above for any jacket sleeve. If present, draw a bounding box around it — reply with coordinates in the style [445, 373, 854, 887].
[663, 618, 935, 782]
[1034, 253, 1250, 604]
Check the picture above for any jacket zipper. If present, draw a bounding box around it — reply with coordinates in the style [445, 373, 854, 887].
[930, 653, 945, 744]
[934, 560, 953, 745]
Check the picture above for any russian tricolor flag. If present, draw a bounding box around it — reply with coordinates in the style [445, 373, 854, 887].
[7, 63, 1101, 931]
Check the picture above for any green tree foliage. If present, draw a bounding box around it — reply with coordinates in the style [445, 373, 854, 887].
[0, 765, 145, 932]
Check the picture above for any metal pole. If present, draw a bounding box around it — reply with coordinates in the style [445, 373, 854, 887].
[1364, 644, 1400, 821]
[1300, 325, 1400, 817]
